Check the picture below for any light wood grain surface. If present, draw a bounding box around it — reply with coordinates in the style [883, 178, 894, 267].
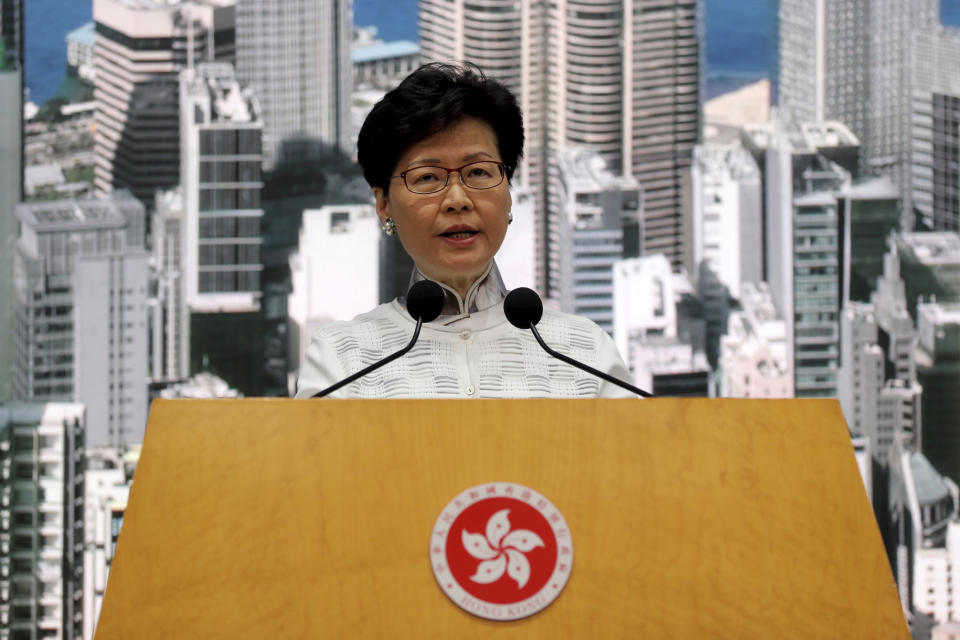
[95, 398, 908, 639]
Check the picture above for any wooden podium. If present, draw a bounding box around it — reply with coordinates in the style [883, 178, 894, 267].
[95, 398, 908, 638]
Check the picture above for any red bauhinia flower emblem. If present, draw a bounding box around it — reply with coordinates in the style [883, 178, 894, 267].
[461, 508, 545, 589]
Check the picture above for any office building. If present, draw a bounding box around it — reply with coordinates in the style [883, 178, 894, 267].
[915, 302, 960, 485]
[13, 195, 149, 448]
[896, 232, 960, 320]
[0, 403, 86, 639]
[629, 337, 711, 397]
[872, 237, 921, 384]
[613, 254, 679, 366]
[689, 143, 762, 301]
[690, 142, 762, 364]
[777, 0, 872, 134]
[179, 63, 264, 314]
[177, 64, 265, 396]
[750, 119, 858, 397]
[288, 204, 381, 370]
[911, 27, 960, 232]
[419, 0, 701, 288]
[0, 0, 23, 70]
[839, 302, 922, 464]
[842, 178, 901, 303]
[0, 51, 21, 402]
[235, 0, 351, 170]
[150, 189, 190, 385]
[889, 449, 959, 624]
[778, 0, 939, 216]
[613, 254, 707, 389]
[550, 151, 639, 333]
[719, 282, 793, 398]
[92, 0, 236, 206]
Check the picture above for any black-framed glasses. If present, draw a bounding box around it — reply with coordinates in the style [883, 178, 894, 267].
[391, 161, 507, 194]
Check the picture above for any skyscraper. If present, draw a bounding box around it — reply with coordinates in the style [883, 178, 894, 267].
[13, 195, 150, 447]
[749, 118, 859, 397]
[551, 150, 639, 333]
[419, 0, 701, 290]
[0, 57, 20, 404]
[92, 0, 236, 207]
[777, 0, 940, 226]
[689, 142, 763, 301]
[915, 301, 960, 484]
[179, 63, 264, 314]
[911, 27, 960, 232]
[0, 0, 23, 69]
[235, 0, 351, 170]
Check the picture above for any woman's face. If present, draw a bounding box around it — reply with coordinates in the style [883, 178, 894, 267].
[374, 117, 512, 296]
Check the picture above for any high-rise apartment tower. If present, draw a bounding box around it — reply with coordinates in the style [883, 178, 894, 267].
[419, 0, 701, 290]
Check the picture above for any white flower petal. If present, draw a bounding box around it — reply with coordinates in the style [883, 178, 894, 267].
[502, 528, 545, 553]
[486, 509, 512, 548]
[461, 529, 498, 560]
[505, 548, 531, 589]
[470, 554, 507, 584]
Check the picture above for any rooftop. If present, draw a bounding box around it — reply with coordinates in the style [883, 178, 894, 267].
[24, 163, 66, 195]
[66, 22, 96, 47]
[694, 142, 760, 181]
[901, 232, 960, 265]
[910, 452, 953, 505]
[159, 372, 241, 399]
[801, 122, 860, 149]
[352, 40, 419, 64]
[917, 301, 960, 325]
[741, 119, 859, 154]
[182, 63, 261, 124]
[843, 176, 899, 200]
[15, 194, 140, 229]
[556, 149, 638, 193]
[115, 0, 232, 9]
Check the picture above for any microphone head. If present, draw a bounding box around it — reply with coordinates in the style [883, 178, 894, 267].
[504, 287, 544, 329]
[406, 280, 446, 323]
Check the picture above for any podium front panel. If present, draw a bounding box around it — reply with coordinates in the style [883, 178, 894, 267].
[95, 398, 908, 639]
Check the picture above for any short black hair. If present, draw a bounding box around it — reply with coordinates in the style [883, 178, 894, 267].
[357, 62, 525, 194]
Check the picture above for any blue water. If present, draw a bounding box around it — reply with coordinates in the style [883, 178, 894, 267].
[24, 0, 960, 107]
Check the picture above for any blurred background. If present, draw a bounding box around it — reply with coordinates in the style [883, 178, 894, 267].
[0, 0, 959, 636]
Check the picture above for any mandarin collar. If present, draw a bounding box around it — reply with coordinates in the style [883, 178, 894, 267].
[403, 261, 508, 325]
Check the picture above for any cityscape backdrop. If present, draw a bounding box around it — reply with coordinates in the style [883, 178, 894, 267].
[2, 0, 960, 638]
[26, 0, 877, 105]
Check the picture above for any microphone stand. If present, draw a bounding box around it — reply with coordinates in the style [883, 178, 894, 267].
[312, 318, 425, 398]
[525, 322, 654, 398]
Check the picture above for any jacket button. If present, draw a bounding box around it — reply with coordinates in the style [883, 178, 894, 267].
[465, 385, 475, 395]
[459, 330, 472, 340]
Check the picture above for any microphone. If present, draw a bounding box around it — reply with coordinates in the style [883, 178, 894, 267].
[503, 287, 654, 398]
[312, 280, 446, 398]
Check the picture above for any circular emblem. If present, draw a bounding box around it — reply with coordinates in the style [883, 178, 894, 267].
[429, 482, 573, 621]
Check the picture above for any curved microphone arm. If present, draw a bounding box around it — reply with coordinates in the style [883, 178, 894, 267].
[312, 318, 424, 398]
[526, 322, 654, 398]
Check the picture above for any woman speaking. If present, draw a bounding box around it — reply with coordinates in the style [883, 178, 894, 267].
[295, 63, 634, 399]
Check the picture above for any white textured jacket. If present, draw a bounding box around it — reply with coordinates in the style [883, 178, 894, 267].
[295, 263, 635, 399]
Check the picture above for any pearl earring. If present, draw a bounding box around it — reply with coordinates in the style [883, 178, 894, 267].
[381, 217, 396, 236]
[507, 212, 513, 225]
